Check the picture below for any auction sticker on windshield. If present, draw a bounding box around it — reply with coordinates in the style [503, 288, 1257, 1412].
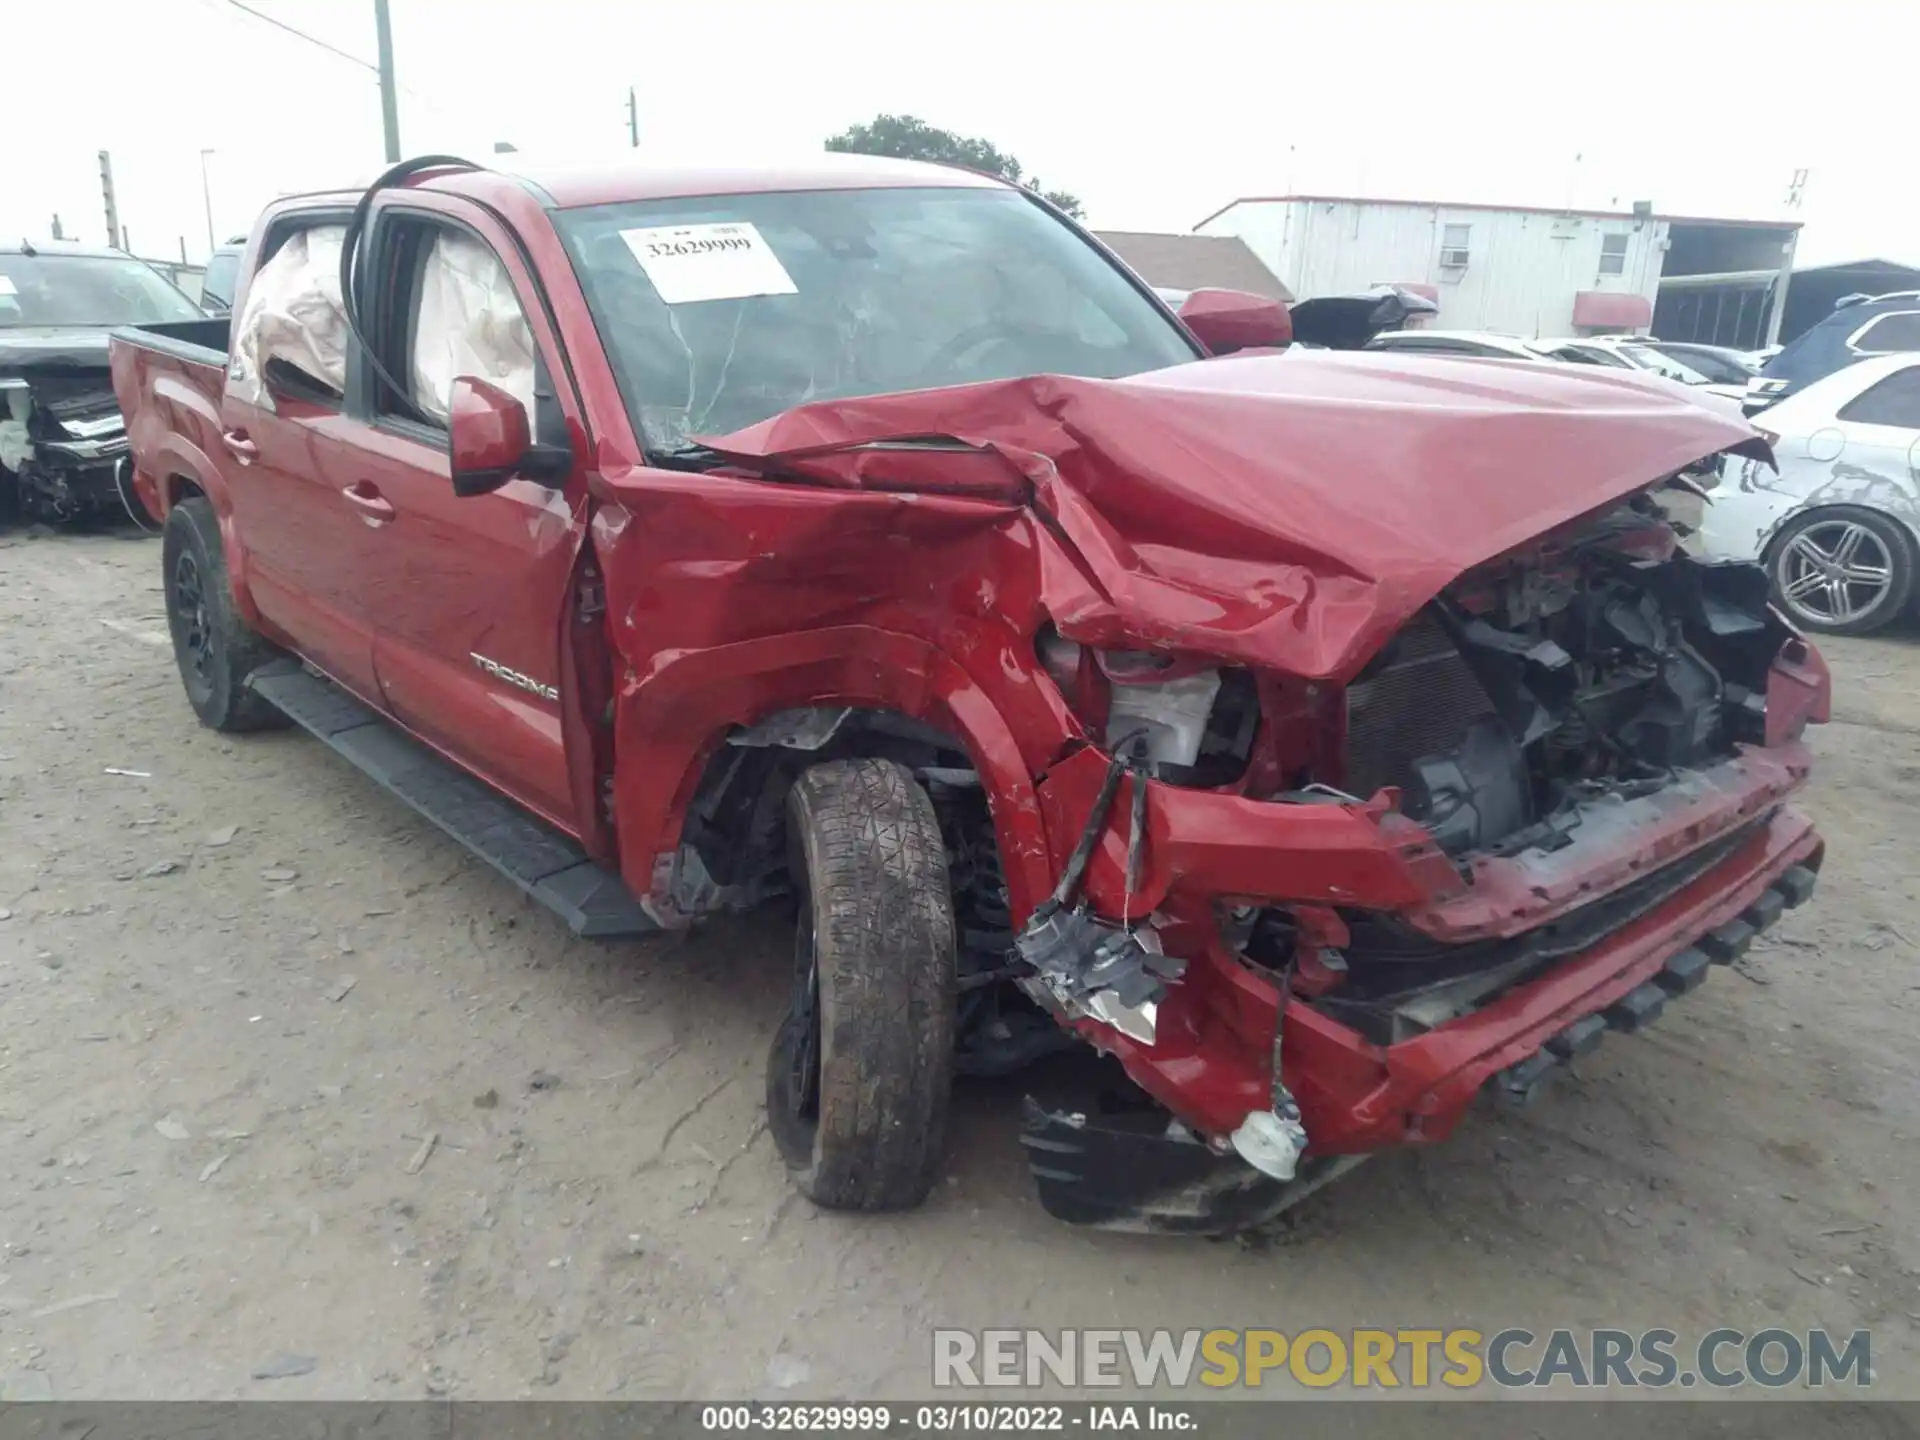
[619, 222, 798, 305]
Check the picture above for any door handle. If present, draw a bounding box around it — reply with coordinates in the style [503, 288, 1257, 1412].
[342, 482, 396, 524]
[220, 429, 258, 462]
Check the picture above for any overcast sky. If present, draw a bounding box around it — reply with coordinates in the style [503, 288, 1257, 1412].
[8, 0, 1914, 269]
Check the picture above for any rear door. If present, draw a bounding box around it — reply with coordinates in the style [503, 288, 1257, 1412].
[1833, 361, 1920, 486]
[218, 210, 386, 702]
[337, 198, 590, 832]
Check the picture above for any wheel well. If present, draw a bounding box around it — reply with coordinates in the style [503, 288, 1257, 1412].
[168, 475, 207, 508]
[674, 707, 1007, 935]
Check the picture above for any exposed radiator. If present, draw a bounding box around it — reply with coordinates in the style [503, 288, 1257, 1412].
[1344, 616, 1496, 799]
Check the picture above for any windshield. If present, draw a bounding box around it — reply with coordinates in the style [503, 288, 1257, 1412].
[555, 186, 1198, 456]
[0, 253, 205, 328]
[1618, 344, 1710, 385]
[1640, 343, 1750, 384]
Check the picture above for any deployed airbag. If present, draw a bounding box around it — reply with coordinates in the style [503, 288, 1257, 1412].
[231, 225, 349, 407]
[409, 231, 537, 423]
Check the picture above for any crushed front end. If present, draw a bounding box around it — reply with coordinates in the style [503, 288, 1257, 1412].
[0, 369, 138, 526]
[1014, 494, 1828, 1233]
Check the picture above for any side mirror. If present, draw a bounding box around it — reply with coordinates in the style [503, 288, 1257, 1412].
[1177, 288, 1293, 356]
[447, 376, 569, 497]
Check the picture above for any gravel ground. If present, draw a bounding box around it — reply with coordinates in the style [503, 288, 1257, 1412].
[2, 526, 1918, 1403]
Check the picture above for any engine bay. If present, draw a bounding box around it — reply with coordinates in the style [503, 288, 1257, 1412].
[1371, 496, 1791, 859]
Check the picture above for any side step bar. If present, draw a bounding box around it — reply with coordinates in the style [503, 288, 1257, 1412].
[246, 661, 657, 938]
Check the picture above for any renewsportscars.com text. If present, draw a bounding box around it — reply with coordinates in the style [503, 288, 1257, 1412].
[932, 1327, 1871, 1390]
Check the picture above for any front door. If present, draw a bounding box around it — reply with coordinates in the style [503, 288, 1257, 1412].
[341, 204, 588, 832]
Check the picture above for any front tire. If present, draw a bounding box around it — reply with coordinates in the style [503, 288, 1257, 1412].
[162, 498, 285, 731]
[1768, 506, 1914, 636]
[767, 759, 957, 1211]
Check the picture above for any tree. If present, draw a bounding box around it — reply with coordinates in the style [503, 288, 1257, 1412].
[825, 114, 1085, 219]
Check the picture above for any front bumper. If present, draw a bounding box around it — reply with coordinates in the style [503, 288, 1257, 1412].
[1023, 848, 1820, 1232]
[1027, 730, 1823, 1140]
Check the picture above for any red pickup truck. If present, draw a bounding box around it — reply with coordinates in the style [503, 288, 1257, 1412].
[110, 154, 1829, 1234]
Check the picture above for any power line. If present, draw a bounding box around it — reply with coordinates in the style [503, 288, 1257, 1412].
[197, 0, 459, 120]
[221, 0, 378, 73]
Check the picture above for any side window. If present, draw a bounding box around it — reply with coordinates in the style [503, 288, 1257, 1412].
[1848, 311, 1920, 356]
[376, 217, 539, 433]
[1837, 367, 1920, 428]
[1439, 224, 1471, 269]
[1598, 233, 1629, 277]
[229, 217, 351, 411]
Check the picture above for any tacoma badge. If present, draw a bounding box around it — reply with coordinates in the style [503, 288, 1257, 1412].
[469, 652, 558, 701]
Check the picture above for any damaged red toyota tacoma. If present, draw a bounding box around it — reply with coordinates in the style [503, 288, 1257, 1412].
[109, 154, 1829, 1233]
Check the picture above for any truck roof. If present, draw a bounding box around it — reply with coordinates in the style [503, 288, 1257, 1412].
[300, 151, 1009, 214]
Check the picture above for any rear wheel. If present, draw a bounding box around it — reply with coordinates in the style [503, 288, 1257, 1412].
[766, 759, 957, 1211]
[1769, 506, 1914, 636]
[162, 498, 286, 731]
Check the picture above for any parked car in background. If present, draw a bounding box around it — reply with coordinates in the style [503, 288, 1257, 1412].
[1702, 351, 1920, 635]
[198, 239, 247, 316]
[1365, 329, 1551, 360]
[0, 239, 199, 526]
[1366, 329, 1747, 419]
[1635, 341, 1760, 385]
[1529, 336, 1751, 405]
[1747, 292, 1920, 416]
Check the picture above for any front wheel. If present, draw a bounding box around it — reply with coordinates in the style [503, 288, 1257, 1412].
[162, 498, 286, 731]
[766, 759, 957, 1211]
[1769, 506, 1914, 636]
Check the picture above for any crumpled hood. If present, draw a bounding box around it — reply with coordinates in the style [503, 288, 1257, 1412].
[697, 351, 1767, 682]
[0, 326, 114, 372]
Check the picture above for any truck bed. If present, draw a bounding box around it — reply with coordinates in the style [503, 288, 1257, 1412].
[108, 318, 236, 524]
[111, 317, 231, 367]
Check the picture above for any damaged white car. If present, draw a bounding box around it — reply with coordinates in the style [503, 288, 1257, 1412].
[1701, 351, 1920, 635]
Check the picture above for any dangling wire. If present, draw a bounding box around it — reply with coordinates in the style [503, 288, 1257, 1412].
[1122, 754, 1149, 934]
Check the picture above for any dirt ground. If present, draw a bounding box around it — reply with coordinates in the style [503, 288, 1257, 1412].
[2, 524, 1918, 1404]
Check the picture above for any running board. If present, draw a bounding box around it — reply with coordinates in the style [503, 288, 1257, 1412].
[246, 661, 657, 938]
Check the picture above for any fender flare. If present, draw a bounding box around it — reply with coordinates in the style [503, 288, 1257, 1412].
[134, 404, 269, 634]
[608, 624, 1054, 921]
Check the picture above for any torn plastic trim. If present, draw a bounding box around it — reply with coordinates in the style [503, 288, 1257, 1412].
[1014, 737, 1184, 1045]
[725, 706, 852, 751]
[1017, 907, 1182, 1044]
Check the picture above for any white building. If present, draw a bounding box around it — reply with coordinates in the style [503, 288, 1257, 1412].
[1196, 194, 1800, 344]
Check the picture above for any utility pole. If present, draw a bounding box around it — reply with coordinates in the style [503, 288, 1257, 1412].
[50, 215, 65, 241]
[627, 86, 639, 147]
[99, 151, 121, 253]
[199, 148, 217, 254]
[374, 0, 401, 162]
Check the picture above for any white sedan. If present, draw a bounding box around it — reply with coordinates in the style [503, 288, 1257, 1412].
[1700, 352, 1920, 634]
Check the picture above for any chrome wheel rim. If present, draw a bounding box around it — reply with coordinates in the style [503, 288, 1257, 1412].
[1777, 520, 1894, 627]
